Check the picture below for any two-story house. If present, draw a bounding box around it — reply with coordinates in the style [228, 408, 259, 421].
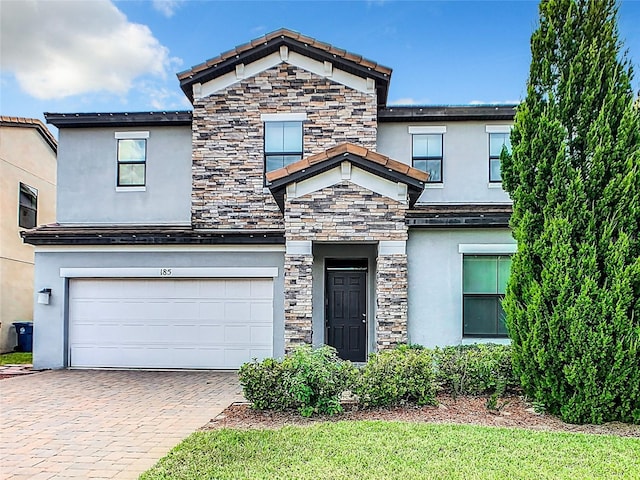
[1, 117, 57, 353]
[23, 29, 516, 370]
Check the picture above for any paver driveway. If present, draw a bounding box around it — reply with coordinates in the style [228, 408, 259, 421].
[0, 369, 243, 479]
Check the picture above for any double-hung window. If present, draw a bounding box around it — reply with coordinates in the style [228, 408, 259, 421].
[412, 134, 443, 183]
[18, 183, 38, 229]
[264, 121, 303, 173]
[116, 132, 148, 187]
[488, 131, 512, 183]
[463, 255, 511, 337]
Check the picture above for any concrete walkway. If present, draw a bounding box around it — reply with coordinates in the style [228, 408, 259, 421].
[0, 369, 243, 479]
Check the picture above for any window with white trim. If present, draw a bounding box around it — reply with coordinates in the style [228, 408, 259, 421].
[412, 134, 443, 182]
[463, 255, 511, 337]
[489, 133, 511, 183]
[264, 121, 303, 173]
[115, 132, 149, 188]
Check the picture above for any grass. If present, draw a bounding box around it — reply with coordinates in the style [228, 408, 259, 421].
[0, 352, 32, 365]
[141, 421, 640, 480]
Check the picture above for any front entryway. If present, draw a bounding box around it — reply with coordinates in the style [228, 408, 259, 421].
[325, 259, 367, 361]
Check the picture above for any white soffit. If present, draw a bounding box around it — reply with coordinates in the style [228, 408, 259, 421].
[485, 125, 513, 133]
[286, 163, 408, 204]
[197, 51, 374, 98]
[60, 267, 279, 278]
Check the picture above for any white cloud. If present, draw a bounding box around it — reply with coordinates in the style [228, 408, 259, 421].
[469, 100, 521, 105]
[152, 0, 184, 18]
[137, 81, 192, 110]
[388, 97, 432, 106]
[0, 0, 179, 100]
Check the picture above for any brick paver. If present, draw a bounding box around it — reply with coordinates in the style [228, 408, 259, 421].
[0, 370, 243, 479]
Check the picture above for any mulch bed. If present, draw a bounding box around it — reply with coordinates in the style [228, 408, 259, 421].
[203, 394, 640, 438]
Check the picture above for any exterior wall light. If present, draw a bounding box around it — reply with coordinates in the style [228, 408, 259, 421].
[37, 288, 52, 305]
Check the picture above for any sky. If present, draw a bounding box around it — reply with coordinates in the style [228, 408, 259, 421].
[1, 0, 639, 133]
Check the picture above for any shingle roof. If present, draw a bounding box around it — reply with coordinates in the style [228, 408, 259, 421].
[0, 116, 57, 153]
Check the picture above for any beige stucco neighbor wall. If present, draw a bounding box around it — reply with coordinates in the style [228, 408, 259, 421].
[0, 124, 56, 353]
[283, 181, 408, 352]
[191, 63, 378, 230]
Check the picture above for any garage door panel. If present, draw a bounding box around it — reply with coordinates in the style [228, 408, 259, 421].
[250, 325, 272, 344]
[198, 302, 225, 320]
[224, 279, 254, 298]
[224, 302, 251, 321]
[250, 301, 274, 322]
[69, 278, 274, 369]
[250, 279, 274, 298]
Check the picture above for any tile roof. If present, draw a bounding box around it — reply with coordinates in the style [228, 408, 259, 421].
[177, 28, 392, 81]
[0, 116, 57, 153]
[265, 143, 429, 184]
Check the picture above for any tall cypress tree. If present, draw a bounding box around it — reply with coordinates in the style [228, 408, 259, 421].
[502, 0, 640, 424]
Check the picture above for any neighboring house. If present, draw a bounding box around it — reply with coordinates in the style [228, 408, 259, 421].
[23, 29, 516, 370]
[1, 117, 57, 353]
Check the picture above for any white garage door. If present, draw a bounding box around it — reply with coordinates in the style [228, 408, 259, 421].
[68, 278, 273, 369]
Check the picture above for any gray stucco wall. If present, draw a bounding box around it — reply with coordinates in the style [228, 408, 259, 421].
[32, 248, 285, 369]
[56, 126, 192, 225]
[407, 228, 515, 347]
[377, 121, 512, 204]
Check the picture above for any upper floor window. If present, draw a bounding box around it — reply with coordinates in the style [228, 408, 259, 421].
[489, 132, 512, 183]
[412, 134, 443, 182]
[264, 121, 303, 173]
[18, 183, 38, 229]
[115, 131, 149, 188]
[462, 255, 511, 337]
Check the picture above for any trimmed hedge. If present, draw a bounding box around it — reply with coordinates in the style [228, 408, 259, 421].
[239, 345, 356, 417]
[240, 343, 517, 415]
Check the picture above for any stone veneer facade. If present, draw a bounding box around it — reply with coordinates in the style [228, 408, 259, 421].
[191, 63, 377, 230]
[284, 181, 409, 352]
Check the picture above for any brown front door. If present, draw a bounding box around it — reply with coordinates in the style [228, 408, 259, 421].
[326, 263, 367, 362]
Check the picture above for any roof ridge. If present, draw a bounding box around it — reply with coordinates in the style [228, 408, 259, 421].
[177, 28, 392, 80]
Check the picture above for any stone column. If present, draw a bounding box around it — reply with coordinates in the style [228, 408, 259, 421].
[376, 241, 408, 350]
[283, 241, 314, 353]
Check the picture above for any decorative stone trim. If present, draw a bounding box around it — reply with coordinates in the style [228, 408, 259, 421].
[284, 254, 314, 352]
[376, 254, 408, 350]
[191, 63, 377, 230]
[284, 181, 408, 242]
[283, 180, 409, 353]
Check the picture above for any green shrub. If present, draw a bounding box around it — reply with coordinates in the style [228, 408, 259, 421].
[238, 345, 356, 417]
[238, 357, 293, 411]
[355, 348, 438, 407]
[434, 344, 517, 397]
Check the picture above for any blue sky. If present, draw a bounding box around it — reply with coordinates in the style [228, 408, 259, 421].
[1, 0, 639, 130]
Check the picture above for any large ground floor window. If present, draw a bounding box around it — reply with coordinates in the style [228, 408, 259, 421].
[463, 255, 511, 337]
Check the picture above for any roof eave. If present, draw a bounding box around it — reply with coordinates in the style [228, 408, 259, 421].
[44, 111, 193, 128]
[179, 36, 391, 107]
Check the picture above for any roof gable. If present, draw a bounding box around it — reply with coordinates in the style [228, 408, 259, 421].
[266, 143, 427, 210]
[178, 29, 391, 106]
[0, 116, 57, 153]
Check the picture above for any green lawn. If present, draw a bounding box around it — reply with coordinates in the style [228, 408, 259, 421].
[141, 421, 640, 480]
[0, 352, 32, 365]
